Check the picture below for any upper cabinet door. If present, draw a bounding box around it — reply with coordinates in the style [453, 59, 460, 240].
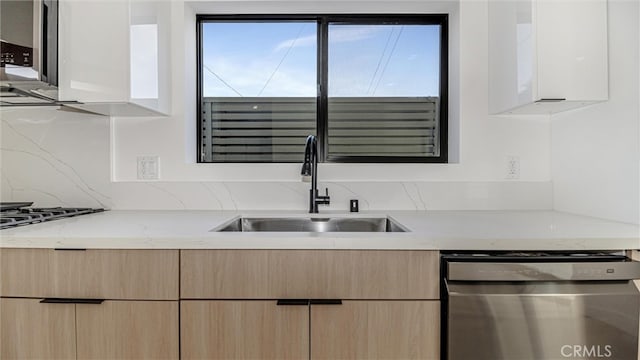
[57, 0, 172, 116]
[489, 0, 608, 115]
[58, 0, 129, 103]
[535, 0, 608, 102]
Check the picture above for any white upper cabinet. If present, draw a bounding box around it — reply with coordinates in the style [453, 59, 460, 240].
[489, 0, 608, 115]
[58, 0, 171, 116]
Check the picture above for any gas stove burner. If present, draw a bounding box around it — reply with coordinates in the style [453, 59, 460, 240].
[0, 204, 104, 230]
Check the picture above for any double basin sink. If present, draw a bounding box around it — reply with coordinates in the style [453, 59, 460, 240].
[213, 216, 408, 233]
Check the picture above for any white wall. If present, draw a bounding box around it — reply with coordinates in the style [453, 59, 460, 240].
[109, 0, 552, 206]
[551, 0, 640, 224]
[4, 1, 637, 217]
[1, 0, 554, 211]
[0, 106, 551, 211]
[112, 0, 551, 183]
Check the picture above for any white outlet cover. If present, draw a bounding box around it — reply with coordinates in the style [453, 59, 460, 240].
[137, 156, 159, 180]
[506, 156, 520, 179]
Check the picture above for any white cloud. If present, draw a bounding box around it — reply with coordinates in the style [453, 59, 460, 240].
[203, 58, 316, 97]
[274, 26, 384, 52]
[274, 34, 317, 52]
[329, 26, 384, 43]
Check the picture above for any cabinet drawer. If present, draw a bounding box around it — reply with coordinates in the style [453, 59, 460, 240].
[1, 249, 179, 300]
[181, 250, 439, 299]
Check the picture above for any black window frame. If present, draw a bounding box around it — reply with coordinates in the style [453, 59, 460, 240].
[197, 14, 448, 163]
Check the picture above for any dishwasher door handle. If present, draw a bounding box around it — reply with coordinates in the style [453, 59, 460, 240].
[445, 279, 640, 296]
[447, 261, 640, 281]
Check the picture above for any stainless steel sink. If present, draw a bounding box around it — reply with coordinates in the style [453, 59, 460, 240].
[213, 217, 408, 232]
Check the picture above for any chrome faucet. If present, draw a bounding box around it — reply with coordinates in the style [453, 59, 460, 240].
[301, 135, 330, 213]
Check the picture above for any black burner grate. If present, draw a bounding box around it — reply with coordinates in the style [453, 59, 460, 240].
[0, 205, 104, 230]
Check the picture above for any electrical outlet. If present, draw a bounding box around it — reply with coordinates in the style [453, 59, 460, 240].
[506, 156, 520, 179]
[137, 156, 159, 180]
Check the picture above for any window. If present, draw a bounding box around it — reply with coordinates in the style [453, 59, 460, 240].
[198, 15, 448, 163]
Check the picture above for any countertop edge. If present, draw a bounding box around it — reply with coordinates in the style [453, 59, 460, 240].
[1, 210, 638, 250]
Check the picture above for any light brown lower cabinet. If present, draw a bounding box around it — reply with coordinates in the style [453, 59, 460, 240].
[0, 298, 178, 360]
[1, 249, 179, 300]
[181, 300, 309, 360]
[0, 298, 76, 359]
[181, 300, 440, 360]
[311, 301, 440, 360]
[76, 300, 179, 359]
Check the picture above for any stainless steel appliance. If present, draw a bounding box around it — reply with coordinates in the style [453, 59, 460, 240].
[0, 0, 65, 107]
[442, 252, 640, 360]
[1, 0, 57, 84]
[0, 0, 165, 115]
[0, 202, 104, 229]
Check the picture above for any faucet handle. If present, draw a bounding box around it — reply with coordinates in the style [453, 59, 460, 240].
[321, 188, 331, 204]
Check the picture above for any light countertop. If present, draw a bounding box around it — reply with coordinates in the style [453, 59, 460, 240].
[1, 210, 638, 250]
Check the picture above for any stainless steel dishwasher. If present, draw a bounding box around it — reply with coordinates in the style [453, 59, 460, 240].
[442, 252, 640, 360]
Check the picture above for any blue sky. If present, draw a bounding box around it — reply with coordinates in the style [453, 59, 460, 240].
[202, 22, 440, 97]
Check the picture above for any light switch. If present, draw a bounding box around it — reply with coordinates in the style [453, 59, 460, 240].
[137, 156, 159, 180]
[506, 156, 520, 179]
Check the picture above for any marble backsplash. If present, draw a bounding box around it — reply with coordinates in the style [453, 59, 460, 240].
[1, 108, 552, 211]
[109, 180, 551, 211]
[1, 108, 111, 209]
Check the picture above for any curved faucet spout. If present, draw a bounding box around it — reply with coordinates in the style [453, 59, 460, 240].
[301, 135, 315, 176]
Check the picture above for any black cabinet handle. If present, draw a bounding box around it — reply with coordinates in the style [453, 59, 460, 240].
[276, 299, 343, 305]
[310, 299, 342, 305]
[40, 298, 104, 304]
[535, 98, 566, 102]
[54, 248, 86, 251]
[276, 299, 309, 306]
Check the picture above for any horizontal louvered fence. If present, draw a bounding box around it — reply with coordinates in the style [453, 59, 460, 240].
[201, 97, 439, 162]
